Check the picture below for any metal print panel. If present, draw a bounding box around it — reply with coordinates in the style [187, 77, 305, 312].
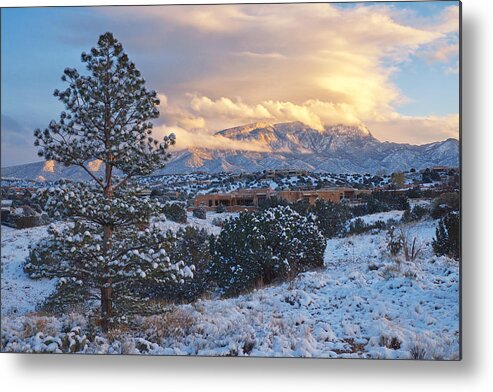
[0, 1, 461, 359]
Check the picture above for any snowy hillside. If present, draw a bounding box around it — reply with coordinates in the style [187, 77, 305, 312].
[1, 211, 459, 358]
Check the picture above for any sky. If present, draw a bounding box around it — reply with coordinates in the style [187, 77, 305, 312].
[1, 1, 460, 167]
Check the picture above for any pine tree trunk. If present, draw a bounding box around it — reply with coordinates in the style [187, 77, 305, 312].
[100, 57, 115, 332]
[101, 160, 113, 332]
[101, 223, 113, 332]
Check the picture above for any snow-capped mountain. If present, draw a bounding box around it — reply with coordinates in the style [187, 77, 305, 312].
[1, 121, 459, 180]
[155, 121, 459, 175]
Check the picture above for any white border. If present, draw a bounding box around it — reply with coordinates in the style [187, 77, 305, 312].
[1, 1, 492, 391]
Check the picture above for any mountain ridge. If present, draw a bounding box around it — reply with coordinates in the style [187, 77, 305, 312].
[1, 121, 459, 181]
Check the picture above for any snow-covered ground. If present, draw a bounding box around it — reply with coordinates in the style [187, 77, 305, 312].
[1, 225, 57, 316]
[1, 213, 459, 358]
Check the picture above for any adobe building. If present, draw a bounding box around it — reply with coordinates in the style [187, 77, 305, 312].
[277, 187, 370, 205]
[193, 188, 277, 212]
[193, 187, 370, 212]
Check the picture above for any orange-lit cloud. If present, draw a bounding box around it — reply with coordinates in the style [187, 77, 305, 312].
[367, 113, 460, 145]
[108, 3, 459, 148]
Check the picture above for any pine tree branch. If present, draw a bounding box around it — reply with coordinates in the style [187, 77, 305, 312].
[78, 163, 105, 188]
[113, 171, 135, 190]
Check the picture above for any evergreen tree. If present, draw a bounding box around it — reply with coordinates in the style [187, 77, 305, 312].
[25, 33, 193, 329]
[432, 212, 460, 260]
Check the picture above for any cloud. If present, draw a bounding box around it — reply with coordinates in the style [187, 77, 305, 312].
[101, 3, 459, 145]
[2, 3, 459, 162]
[445, 61, 459, 75]
[416, 5, 459, 66]
[1, 115, 38, 167]
[153, 124, 273, 153]
[235, 51, 285, 60]
[426, 43, 459, 62]
[156, 92, 458, 146]
[187, 95, 361, 131]
[367, 113, 459, 144]
[435, 5, 460, 35]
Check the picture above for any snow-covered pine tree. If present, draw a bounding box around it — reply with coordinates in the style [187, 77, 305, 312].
[25, 32, 193, 330]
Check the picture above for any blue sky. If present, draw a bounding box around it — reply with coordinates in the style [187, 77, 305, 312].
[1, 2, 460, 166]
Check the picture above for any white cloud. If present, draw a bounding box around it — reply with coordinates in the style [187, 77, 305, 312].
[154, 124, 273, 152]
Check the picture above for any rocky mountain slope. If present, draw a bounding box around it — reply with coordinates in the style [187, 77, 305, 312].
[155, 121, 459, 174]
[1, 121, 459, 180]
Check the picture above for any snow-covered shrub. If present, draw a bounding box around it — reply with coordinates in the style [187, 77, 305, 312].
[192, 207, 207, 220]
[311, 200, 352, 238]
[211, 206, 326, 296]
[348, 218, 386, 235]
[401, 205, 429, 223]
[138, 307, 195, 342]
[351, 191, 410, 216]
[433, 212, 460, 260]
[162, 202, 187, 223]
[348, 218, 367, 235]
[212, 217, 224, 227]
[1, 314, 90, 354]
[409, 342, 427, 359]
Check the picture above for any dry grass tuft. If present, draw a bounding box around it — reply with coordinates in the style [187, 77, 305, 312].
[140, 307, 196, 343]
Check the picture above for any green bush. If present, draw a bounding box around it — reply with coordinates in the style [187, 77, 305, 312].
[401, 205, 429, 223]
[258, 197, 288, 210]
[351, 192, 410, 216]
[366, 192, 410, 214]
[311, 200, 352, 238]
[162, 202, 187, 223]
[432, 212, 460, 260]
[348, 218, 386, 235]
[215, 204, 227, 213]
[211, 206, 326, 296]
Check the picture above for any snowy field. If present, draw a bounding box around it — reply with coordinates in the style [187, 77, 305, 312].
[1, 225, 57, 316]
[1, 212, 459, 358]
